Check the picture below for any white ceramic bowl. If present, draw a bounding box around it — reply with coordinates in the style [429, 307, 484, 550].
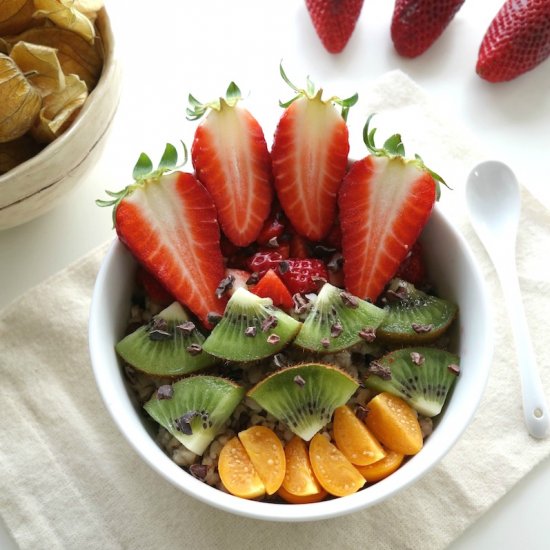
[0, 7, 121, 230]
[89, 206, 492, 521]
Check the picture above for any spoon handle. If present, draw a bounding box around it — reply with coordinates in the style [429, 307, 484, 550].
[495, 254, 550, 439]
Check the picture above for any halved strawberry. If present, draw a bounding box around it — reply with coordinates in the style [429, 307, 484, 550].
[188, 82, 273, 246]
[250, 269, 293, 310]
[271, 66, 357, 241]
[339, 116, 444, 302]
[97, 145, 227, 327]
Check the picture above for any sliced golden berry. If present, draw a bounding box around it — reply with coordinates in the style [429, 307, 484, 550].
[365, 392, 423, 455]
[333, 405, 386, 466]
[309, 433, 365, 497]
[218, 436, 265, 499]
[355, 448, 405, 482]
[238, 426, 285, 495]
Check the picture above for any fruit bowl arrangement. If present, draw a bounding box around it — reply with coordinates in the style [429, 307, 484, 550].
[89, 68, 492, 520]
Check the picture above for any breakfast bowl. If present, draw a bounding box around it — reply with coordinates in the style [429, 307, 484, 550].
[89, 200, 493, 521]
[0, 6, 121, 230]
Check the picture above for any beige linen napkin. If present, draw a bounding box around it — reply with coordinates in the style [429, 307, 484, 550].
[2, 71, 550, 550]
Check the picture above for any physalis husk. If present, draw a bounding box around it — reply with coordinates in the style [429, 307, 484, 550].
[10, 41, 66, 96]
[33, 0, 97, 44]
[0, 0, 35, 36]
[0, 53, 41, 143]
[5, 27, 103, 90]
[30, 73, 88, 143]
[0, 135, 42, 174]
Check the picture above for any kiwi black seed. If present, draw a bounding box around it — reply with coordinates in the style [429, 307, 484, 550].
[144, 375, 245, 456]
[247, 363, 359, 441]
[202, 287, 301, 362]
[364, 347, 460, 417]
[377, 278, 458, 344]
[294, 282, 387, 353]
[116, 301, 217, 377]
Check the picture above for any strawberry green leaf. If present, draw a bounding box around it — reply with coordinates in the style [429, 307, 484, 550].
[133, 153, 154, 180]
[158, 143, 178, 172]
[226, 81, 242, 103]
[383, 134, 405, 157]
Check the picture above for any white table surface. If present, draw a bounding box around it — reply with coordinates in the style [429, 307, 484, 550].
[1, 1, 550, 547]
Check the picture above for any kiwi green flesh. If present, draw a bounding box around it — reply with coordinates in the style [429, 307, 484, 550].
[202, 287, 301, 362]
[144, 375, 245, 456]
[377, 279, 458, 344]
[294, 283, 386, 353]
[364, 347, 459, 417]
[116, 302, 217, 377]
[248, 363, 358, 441]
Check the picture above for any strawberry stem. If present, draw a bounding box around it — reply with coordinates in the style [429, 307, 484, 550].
[278, 62, 358, 121]
[186, 82, 243, 121]
[363, 114, 449, 200]
[96, 141, 188, 224]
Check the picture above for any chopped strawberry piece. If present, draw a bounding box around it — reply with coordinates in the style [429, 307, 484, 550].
[277, 258, 328, 295]
[289, 233, 311, 259]
[189, 84, 273, 246]
[245, 250, 285, 276]
[114, 171, 227, 327]
[271, 68, 355, 241]
[250, 269, 294, 310]
[395, 242, 427, 286]
[256, 209, 286, 246]
[219, 268, 252, 298]
[136, 266, 174, 306]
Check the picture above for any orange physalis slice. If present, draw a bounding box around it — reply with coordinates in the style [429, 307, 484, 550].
[309, 434, 365, 497]
[238, 426, 286, 495]
[218, 436, 265, 499]
[333, 405, 386, 466]
[355, 448, 405, 482]
[280, 436, 326, 502]
[365, 392, 423, 455]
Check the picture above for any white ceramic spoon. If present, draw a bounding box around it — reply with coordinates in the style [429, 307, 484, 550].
[466, 160, 549, 439]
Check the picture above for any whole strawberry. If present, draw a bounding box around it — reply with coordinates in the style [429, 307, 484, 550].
[477, 0, 550, 82]
[391, 0, 465, 58]
[305, 0, 364, 53]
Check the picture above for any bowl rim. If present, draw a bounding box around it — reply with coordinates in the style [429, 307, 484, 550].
[88, 205, 493, 521]
[0, 6, 118, 187]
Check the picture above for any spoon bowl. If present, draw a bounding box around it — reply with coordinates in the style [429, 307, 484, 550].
[466, 160, 549, 439]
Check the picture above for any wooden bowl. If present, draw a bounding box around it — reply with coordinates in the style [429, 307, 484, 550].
[0, 7, 121, 230]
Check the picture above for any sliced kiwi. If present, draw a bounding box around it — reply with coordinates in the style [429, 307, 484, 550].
[294, 283, 386, 353]
[144, 375, 245, 455]
[248, 363, 358, 441]
[202, 287, 301, 362]
[364, 347, 460, 417]
[116, 302, 217, 377]
[377, 279, 458, 344]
